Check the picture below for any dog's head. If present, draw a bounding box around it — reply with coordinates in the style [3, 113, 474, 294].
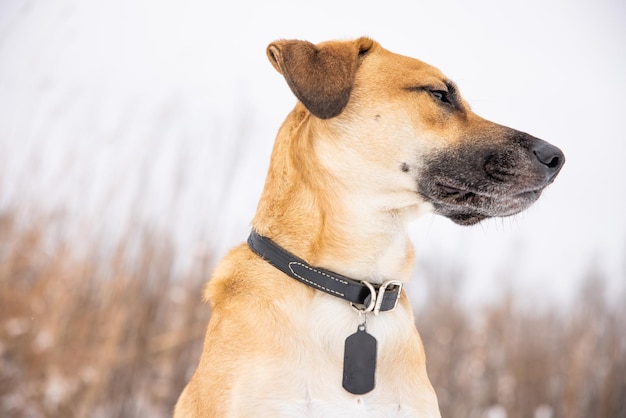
[267, 38, 564, 225]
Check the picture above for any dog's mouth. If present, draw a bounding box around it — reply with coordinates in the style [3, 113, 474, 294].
[421, 181, 544, 225]
[416, 132, 564, 226]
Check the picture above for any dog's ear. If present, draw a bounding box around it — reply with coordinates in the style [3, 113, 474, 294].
[267, 37, 374, 119]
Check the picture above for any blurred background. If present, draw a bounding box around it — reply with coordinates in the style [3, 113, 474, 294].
[1, 0, 625, 417]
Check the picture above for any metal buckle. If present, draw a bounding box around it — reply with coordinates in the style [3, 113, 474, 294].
[373, 280, 403, 316]
[350, 280, 377, 314]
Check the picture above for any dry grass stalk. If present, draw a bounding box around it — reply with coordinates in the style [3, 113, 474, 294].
[1, 208, 624, 417]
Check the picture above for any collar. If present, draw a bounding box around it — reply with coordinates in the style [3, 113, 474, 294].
[247, 230, 403, 315]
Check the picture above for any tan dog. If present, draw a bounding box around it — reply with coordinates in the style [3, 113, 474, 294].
[175, 38, 564, 417]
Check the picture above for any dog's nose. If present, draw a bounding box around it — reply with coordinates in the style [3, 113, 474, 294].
[531, 140, 565, 180]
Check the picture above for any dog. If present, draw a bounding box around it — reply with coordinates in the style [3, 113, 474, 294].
[174, 37, 564, 417]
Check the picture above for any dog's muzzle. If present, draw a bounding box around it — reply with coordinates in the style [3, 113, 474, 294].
[418, 131, 565, 225]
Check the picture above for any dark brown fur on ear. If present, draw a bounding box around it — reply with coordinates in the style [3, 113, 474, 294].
[267, 38, 374, 119]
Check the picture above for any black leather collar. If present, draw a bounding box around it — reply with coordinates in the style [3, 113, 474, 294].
[247, 230, 403, 314]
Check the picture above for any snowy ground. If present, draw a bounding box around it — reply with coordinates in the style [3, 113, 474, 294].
[1, 0, 625, 307]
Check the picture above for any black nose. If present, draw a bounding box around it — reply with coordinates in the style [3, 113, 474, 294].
[531, 140, 565, 180]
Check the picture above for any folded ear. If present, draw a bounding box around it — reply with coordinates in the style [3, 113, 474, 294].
[267, 37, 374, 119]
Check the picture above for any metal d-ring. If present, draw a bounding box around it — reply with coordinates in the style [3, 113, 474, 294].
[350, 280, 377, 314]
[373, 280, 403, 316]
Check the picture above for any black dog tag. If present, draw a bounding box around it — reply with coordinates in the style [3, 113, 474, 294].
[342, 325, 377, 394]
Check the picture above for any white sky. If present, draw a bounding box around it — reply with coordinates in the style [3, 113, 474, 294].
[1, 0, 625, 307]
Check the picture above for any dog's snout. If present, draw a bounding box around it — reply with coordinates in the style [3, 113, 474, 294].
[531, 140, 565, 179]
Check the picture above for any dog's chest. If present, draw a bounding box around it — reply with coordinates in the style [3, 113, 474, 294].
[233, 363, 439, 418]
[230, 296, 440, 417]
[277, 394, 431, 418]
[233, 363, 436, 418]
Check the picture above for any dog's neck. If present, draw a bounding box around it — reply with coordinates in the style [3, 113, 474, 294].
[252, 109, 420, 284]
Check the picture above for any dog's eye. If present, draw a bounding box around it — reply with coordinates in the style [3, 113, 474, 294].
[429, 90, 450, 104]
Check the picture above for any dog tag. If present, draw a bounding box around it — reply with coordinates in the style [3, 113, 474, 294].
[342, 325, 377, 395]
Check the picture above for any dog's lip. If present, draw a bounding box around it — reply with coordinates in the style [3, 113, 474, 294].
[418, 181, 545, 225]
[434, 182, 543, 200]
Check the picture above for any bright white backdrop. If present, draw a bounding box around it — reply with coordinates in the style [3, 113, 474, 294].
[1, 0, 624, 307]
